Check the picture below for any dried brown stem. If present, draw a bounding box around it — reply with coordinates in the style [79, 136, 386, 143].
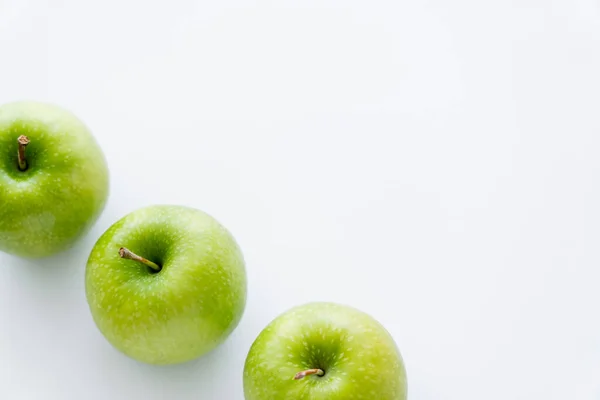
[119, 247, 161, 271]
[293, 369, 324, 380]
[17, 135, 30, 171]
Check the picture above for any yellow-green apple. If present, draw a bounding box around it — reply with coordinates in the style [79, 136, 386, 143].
[244, 302, 407, 400]
[0, 101, 109, 258]
[85, 205, 247, 365]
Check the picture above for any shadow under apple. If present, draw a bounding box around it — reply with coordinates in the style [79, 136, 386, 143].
[91, 327, 246, 399]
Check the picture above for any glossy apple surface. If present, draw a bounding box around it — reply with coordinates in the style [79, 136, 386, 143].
[85, 205, 247, 365]
[244, 302, 407, 400]
[0, 101, 109, 258]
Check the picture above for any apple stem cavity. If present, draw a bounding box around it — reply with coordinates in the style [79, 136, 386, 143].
[119, 247, 161, 272]
[293, 369, 325, 380]
[17, 135, 30, 171]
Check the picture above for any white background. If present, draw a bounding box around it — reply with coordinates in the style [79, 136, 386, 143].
[0, 1, 599, 399]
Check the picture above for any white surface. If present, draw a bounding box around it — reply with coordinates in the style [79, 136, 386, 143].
[1, 1, 599, 399]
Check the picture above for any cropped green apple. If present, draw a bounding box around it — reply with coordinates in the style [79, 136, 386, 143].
[85, 205, 247, 365]
[0, 101, 109, 258]
[244, 302, 407, 400]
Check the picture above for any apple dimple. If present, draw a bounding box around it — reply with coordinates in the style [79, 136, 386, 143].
[291, 327, 345, 377]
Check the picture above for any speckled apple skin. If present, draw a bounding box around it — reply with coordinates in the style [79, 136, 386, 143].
[85, 205, 247, 365]
[0, 101, 109, 258]
[244, 302, 407, 400]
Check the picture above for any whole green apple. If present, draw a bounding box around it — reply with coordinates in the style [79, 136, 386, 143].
[0, 101, 109, 258]
[244, 302, 407, 400]
[85, 205, 247, 365]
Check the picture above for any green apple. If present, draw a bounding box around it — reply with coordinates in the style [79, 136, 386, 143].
[85, 205, 247, 365]
[244, 302, 407, 400]
[0, 101, 109, 258]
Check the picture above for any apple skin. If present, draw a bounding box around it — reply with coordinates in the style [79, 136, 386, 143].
[244, 302, 407, 400]
[0, 101, 109, 258]
[85, 205, 247, 365]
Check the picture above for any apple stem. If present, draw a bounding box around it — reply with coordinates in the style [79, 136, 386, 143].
[119, 247, 161, 272]
[293, 369, 325, 380]
[17, 135, 30, 171]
